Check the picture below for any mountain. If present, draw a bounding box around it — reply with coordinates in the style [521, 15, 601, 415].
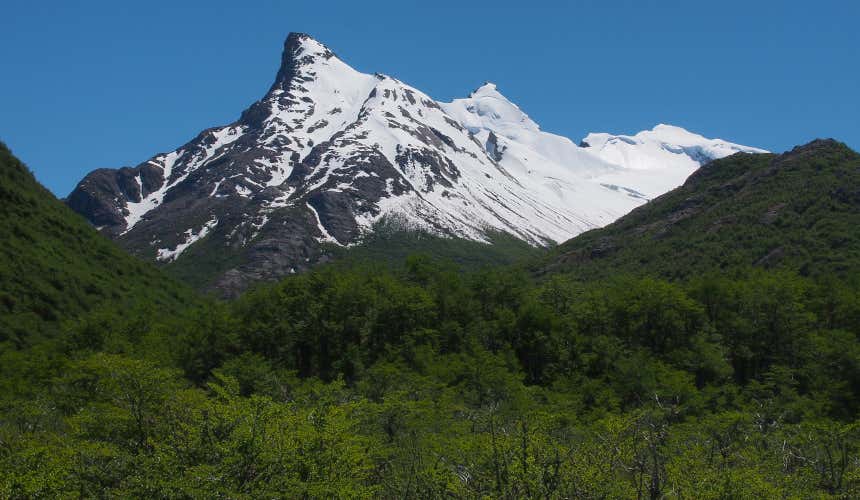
[0, 142, 192, 342]
[66, 33, 764, 295]
[541, 139, 860, 280]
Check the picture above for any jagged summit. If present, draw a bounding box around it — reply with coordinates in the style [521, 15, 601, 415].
[283, 31, 332, 57]
[67, 33, 765, 295]
[271, 32, 338, 90]
[281, 32, 336, 66]
[285, 31, 326, 48]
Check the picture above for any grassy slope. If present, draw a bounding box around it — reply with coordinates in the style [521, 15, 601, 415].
[0, 142, 194, 341]
[541, 139, 860, 281]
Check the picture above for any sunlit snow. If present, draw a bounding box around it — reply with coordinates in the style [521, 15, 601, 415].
[119, 34, 767, 255]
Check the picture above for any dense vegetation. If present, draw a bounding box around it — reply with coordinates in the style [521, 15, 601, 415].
[0, 143, 193, 343]
[1, 259, 858, 497]
[0, 141, 858, 498]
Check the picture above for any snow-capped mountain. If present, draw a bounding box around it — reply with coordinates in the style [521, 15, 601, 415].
[580, 124, 768, 198]
[67, 33, 765, 294]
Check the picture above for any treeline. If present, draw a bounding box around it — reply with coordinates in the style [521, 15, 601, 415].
[1, 257, 859, 497]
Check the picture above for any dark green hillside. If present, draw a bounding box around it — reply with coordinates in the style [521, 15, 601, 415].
[0, 142, 193, 341]
[543, 139, 860, 280]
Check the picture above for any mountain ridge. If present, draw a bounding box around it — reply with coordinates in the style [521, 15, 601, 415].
[540, 138, 860, 280]
[66, 32, 764, 295]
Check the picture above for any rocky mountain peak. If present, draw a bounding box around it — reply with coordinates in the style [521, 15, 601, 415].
[271, 32, 338, 91]
[66, 33, 765, 296]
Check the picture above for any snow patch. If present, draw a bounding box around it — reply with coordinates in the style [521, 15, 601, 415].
[156, 217, 219, 262]
[306, 202, 340, 245]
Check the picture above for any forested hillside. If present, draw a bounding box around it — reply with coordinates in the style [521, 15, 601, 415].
[0, 143, 193, 343]
[543, 139, 860, 281]
[1, 141, 859, 497]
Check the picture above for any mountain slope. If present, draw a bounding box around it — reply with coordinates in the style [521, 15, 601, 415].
[541, 139, 860, 280]
[66, 33, 763, 295]
[0, 142, 192, 341]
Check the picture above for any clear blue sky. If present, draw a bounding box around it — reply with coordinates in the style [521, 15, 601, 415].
[2, 0, 858, 196]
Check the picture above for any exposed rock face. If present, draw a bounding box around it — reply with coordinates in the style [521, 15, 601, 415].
[67, 33, 765, 296]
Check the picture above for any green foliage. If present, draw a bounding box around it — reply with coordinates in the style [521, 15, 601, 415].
[2, 141, 860, 497]
[0, 142, 194, 342]
[2, 260, 859, 497]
